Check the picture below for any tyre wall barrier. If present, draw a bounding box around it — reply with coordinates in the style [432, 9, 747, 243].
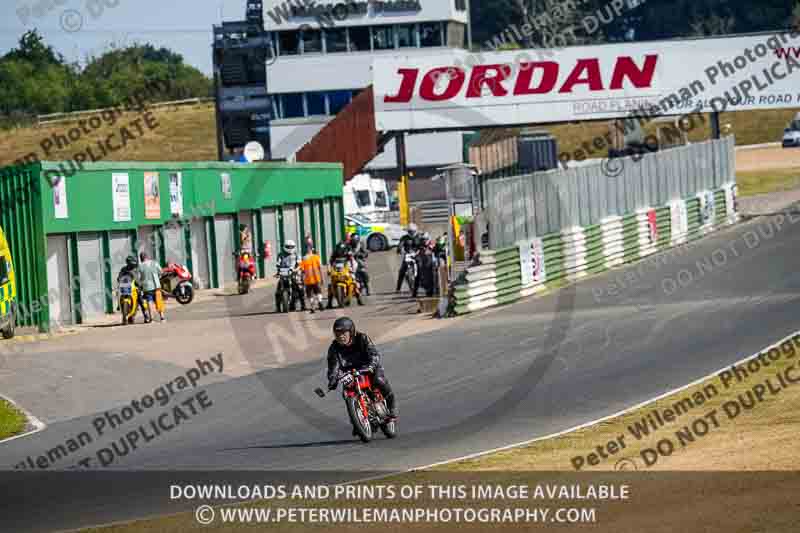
[451, 182, 738, 315]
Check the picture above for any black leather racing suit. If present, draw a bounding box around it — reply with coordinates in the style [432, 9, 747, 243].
[327, 332, 396, 415]
[349, 242, 370, 293]
[395, 234, 424, 293]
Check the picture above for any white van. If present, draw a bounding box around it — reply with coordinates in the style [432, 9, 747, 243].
[783, 112, 800, 148]
[343, 173, 391, 221]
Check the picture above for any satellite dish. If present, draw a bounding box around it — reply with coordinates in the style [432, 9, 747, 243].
[243, 141, 265, 163]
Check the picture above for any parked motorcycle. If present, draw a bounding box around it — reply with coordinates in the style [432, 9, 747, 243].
[329, 259, 363, 308]
[160, 263, 194, 305]
[117, 275, 142, 325]
[237, 251, 256, 295]
[275, 266, 304, 313]
[354, 258, 370, 296]
[314, 369, 397, 443]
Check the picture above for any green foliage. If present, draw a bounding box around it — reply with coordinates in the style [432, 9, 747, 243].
[470, 0, 798, 49]
[0, 30, 212, 124]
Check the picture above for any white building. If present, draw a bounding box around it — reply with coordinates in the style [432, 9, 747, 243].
[262, 0, 471, 178]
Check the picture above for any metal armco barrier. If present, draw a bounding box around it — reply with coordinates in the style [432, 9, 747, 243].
[451, 182, 738, 315]
[484, 136, 735, 249]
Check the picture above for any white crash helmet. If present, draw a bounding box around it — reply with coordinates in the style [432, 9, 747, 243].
[284, 240, 297, 254]
[407, 223, 418, 237]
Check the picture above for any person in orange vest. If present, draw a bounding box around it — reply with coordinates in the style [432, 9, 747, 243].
[301, 243, 325, 313]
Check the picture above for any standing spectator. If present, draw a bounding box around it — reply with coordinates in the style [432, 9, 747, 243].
[301, 244, 325, 313]
[139, 252, 166, 323]
[239, 224, 252, 251]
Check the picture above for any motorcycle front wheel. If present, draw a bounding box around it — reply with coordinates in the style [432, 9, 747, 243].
[346, 397, 372, 443]
[281, 290, 290, 313]
[120, 299, 132, 325]
[175, 283, 194, 305]
[336, 285, 346, 308]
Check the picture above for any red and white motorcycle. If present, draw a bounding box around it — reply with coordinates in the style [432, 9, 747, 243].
[160, 263, 195, 305]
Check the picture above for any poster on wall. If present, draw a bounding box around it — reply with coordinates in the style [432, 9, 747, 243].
[144, 172, 161, 219]
[221, 173, 232, 199]
[519, 240, 533, 286]
[647, 208, 658, 244]
[52, 176, 68, 219]
[698, 190, 715, 229]
[169, 172, 183, 217]
[112, 173, 131, 222]
[670, 200, 688, 245]
[531, 237, 546, 283]
[724, 183, 738, 223]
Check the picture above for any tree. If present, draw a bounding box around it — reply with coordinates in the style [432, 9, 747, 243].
[4, 29, 63, 67]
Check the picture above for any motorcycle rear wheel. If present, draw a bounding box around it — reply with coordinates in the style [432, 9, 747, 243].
[346, 397, 372, 443]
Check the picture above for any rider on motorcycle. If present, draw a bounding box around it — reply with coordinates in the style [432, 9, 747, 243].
[326, 242, 362, 309]
[327, 317, 397, 420]
[275, 240, 305, 310]
[117, 255, 148, 321]
[395, 223, 424, 294]
[237, 249, 256, 281]
[348, 233, 370, 296]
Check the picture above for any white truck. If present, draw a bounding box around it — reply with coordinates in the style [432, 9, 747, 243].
[343, 173, 391, 221]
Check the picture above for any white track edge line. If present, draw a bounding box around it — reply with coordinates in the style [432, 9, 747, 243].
[408, 328, 800, 471]
[0, 393, 46, 445]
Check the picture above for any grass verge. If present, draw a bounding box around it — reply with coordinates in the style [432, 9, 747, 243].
[438, 334, 800, 472]
[737, 167, 800, 197]
[0, 397, 27, 441]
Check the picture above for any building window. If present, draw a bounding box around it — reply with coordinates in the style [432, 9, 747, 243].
[355, 190, 371, 208]
[281, 93, 304, 118]
[420, 22, 443, 47]
[396, 24, 415, 48]
[325, 28, 348, 53]
[307, 91, 327, 116]
[348, 25, 371, 51]
[278, 31, 300, 55]
[301, 29, 322, 54]
[455, 0, 467, 10]
[372, 25, 395, 50]
[328, 90, 352, 114]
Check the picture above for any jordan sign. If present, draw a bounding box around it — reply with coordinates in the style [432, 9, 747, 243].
[373, 31, 800, 131]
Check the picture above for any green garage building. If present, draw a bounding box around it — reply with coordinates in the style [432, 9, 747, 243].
[0, 161, 344, 332]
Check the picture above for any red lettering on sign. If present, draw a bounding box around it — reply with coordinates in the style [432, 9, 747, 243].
[467, 64, 512, 98]
[381, 55, 661, 103]
[420, 67, 465, 101]
[610, 55, 658, 89]
[384, 68, 419, 103]
[514, 62, 559, 95]
[558, 59, 604, 93]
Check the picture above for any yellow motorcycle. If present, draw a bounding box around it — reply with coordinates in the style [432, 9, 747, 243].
[328, 258, 363, 308]
[117, 276, 142, 325]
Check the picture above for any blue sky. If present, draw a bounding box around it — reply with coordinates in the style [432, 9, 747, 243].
[1, 0, 246, 75]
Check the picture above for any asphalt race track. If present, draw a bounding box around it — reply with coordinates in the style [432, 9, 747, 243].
[2, 210, 800, 532]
